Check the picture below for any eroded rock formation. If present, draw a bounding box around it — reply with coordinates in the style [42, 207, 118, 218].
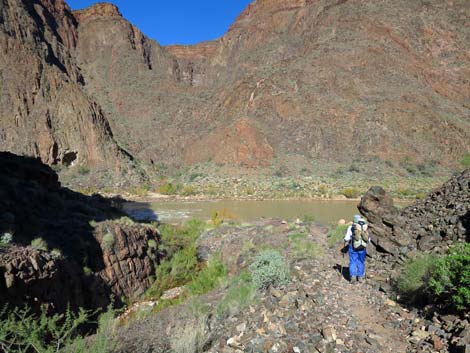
[0, 152, 159, 311]
[359, 169, 470, 255]
[73, 0, 470, 171]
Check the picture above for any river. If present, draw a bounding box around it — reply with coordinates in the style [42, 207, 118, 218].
[123, 199, 372, 225]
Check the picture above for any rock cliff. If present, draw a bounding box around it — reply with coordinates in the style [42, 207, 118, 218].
[1, 0, 469, 177]
[73, 0, 469, 171]
[0, 152, 159, 312]
[0, 0, 138, 181]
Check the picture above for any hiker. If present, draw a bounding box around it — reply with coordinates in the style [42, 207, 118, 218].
[343, 214, 369, 283]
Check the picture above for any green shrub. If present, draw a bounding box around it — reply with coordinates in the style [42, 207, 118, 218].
[31, 237, 48, 251]
[50, 248, 63, 260]
[396, 253, 437, 303]
[158, 182, 182, 195]
[0, 305, 89, 353]
[461, 153, 470, 167]
[77, 166, 90, 175]
[147, 239, 157, 249]
[327, 224, 349, 247]
[287, 233, 308, 241]
[429, 243, 470, 311]
[102, 233, 115, 251]
[0, 233, 13, 246]
[211, 209, 234, 227]
[189, 172, 203, 182]
[180, 185, 197, 197]
[341, 187, 360, 199]
[187, 256, 227, 296]
[128, 183, 150, 197]
[302, 214, 316, 223]
[145, 246, 199, 300]
[291, 239, 323, 259]
[217, 271, 256, 318]
[249, 250, 290, 289]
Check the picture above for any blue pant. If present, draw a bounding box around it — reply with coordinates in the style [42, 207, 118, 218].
[349, 245, 366, 278]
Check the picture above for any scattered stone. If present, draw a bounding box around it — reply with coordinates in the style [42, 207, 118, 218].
[160, 286, 185, 300]
[321, 326, 337, 342]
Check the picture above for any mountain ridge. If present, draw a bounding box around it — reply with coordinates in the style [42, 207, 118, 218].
[1, 0, 469, 184]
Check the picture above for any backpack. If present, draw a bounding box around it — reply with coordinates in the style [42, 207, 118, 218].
[352, 220, 369, 250]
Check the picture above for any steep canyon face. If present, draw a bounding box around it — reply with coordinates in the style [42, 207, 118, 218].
[73, 0, 470, 171]
[1, 0, 469, 175]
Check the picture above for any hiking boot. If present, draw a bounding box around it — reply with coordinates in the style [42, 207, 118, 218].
[357, 276, 364, 284]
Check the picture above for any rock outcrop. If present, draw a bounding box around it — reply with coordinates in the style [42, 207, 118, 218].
[0, 0, 138, 181]
[96, 221, 158, 300]
[359, 169, 470, 255]
[0, 152, 159, 311]
[73, 0, 469, 172]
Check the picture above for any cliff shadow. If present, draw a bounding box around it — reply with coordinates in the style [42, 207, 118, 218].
[0, 152, 132, 311]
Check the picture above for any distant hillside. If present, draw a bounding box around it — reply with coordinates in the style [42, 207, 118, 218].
[73, 0, 469, 173]
[0, 0, 469, 183]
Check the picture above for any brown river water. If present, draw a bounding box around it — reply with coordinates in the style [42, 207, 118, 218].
[123, 199, 379, 225]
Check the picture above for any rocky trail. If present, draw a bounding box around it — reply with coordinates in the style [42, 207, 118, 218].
[116, 218, 465, 353]
[203, 223, 432, 353]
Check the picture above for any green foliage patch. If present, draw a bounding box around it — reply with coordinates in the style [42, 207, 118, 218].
[397, 243, 470, 312]
[0, 305, 116, 353]
[461, 153, 470, 168]
[31, 237, 48, 251]
[216, 271, 257, 318]
[327, 224, 349, 248]
[249, 250, 290, 290]
[429, 243, 470, 311]
[396, 253, 437, 303]
[187, 256, 227, 296]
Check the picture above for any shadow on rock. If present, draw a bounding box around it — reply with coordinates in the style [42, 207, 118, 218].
[0, 152, 159, 313]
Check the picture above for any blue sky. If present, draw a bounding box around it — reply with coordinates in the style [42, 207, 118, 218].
[67, 0, 253, 45]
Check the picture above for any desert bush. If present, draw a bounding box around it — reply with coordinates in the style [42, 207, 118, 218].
[102, 233, 115, 251]
[341, 187, 360, 199]
[396, 253, 437, 304]
[0, 305, 89, 353]
[217, 271, 256, 318]
[189, 172, 203, 182]
[0, 232, 13, 246]
[31, 237, 48, 251]
[187, 256, 227, 296]
[170, 315, 207, 353]
[128, 183, 150, 197]
[327, 224, 349, 248]
[249, 250, 290, 289]
[429, 243, 470, 311]
[158, 182, 182, 195]
[64, 305, 116, 353]
[145, 246, 199, 300]
[291, 238, 322, 259]
[77, 166, 90, 175]
[50, 248, 63, 260]
[302, 214, 315, 223]
[461, 153, 470, 168]
[211, 209, 234, 227]
[181, 185, 197, 197]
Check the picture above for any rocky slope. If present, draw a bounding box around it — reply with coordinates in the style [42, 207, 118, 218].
[0, 0, 144, 184]
[114, 219, 469, 353]
[358, 168, 470, 256]
[1, 0, 469, 180]
[72, 0, 470, 174]
[0, 152, 159, 312]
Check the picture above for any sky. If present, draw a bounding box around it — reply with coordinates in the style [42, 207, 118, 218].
[67, 0, 253, 46]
